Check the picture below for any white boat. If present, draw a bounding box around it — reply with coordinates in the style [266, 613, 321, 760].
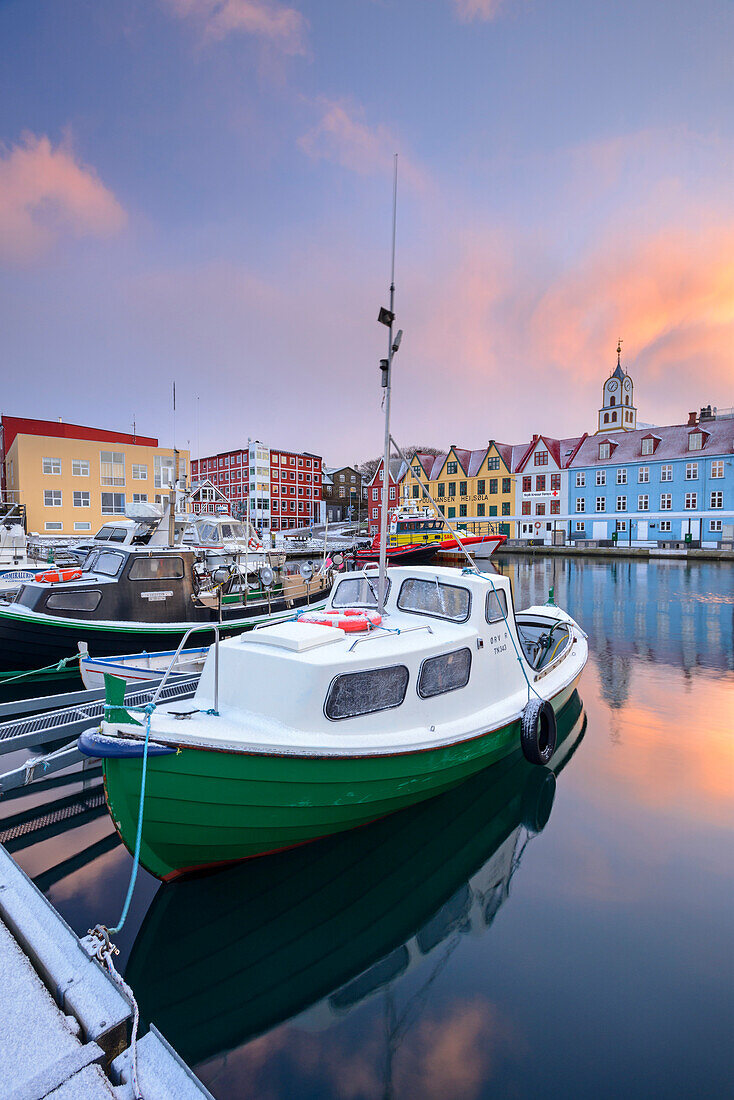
[78, 642, 208, 690]
[182, 514, 286, 574]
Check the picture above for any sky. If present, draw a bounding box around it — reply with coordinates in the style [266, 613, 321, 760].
[1, 0, 732, 466]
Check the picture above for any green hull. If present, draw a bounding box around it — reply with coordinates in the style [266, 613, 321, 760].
[104, 682, 578, 880]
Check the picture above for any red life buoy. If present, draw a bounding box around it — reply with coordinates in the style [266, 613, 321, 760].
[298, 607, 382, 633]
[35, 568, 83, 583]
[534, 521, 542, 530]
[248, 538, 260, 551]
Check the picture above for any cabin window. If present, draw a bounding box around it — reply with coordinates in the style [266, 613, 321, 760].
[129, 556, 185, 581]
[46, 590, 102, 612]
[93, 551, 125, 576]
[397, 578, 470, 622]
[418, 648, 472, 699]
[325, 665, 409, 720]
[332, 576, 389, 607]
[486, 589, 508, 623]
[108, 529, 128, 543]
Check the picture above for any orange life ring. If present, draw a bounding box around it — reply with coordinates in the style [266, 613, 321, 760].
[534, 521, 542, 530]
[35, 568, 83, 584]
[248, 538, 260, 551]
[298, 607, 382, 633]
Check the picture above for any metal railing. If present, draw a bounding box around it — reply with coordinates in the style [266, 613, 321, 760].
[151, 623, 220, 716]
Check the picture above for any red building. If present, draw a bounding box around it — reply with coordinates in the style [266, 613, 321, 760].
[366, 457, 407, 536]
[191, 443, 322, 532]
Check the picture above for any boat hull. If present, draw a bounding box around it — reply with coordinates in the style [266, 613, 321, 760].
[354, 543, 439, 566]
[102, 679, 580, 881]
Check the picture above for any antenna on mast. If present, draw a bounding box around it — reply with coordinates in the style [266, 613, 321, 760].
[377, 154, 402, 615]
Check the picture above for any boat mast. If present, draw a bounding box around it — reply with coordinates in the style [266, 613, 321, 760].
[378, 154, 401, 614]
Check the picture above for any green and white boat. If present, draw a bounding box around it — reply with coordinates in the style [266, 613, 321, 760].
[82, 564, 588, 880]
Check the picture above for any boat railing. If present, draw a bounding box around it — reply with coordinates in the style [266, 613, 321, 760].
[151, 623, 220, 715]
[348, 622, 434, 651]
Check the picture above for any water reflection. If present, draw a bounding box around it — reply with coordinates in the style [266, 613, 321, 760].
[126, 693, 586, 1070]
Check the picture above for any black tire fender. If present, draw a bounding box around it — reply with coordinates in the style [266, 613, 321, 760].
[521, 767, 557, 833]
[520, 697, 557, 765]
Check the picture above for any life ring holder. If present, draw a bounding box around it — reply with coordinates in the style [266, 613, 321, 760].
[298, 608, 382, 633]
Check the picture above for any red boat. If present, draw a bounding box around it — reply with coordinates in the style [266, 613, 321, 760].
[355, 506, 506, 566]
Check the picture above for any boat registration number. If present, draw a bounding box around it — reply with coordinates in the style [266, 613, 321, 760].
[140, 590, 173, 601]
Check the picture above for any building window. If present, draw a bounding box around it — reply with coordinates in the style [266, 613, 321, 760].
[501, 501, 510, 516]
[684, 492, 697, 509]
[73, 491, 90, 508]
[389, 487, 396, 500]
[596, 470, 606, 486]
[72, 460, 89, 477]
[641, 438, 654, 456]
[603, 413, 609, 424]
[576, 522, 585, 532]
[44, 489, 62, 507]
[710, 519, 722, 532]
[487, 457, 500, 470]
[685, 462, 698, 480]
[43, 457, 61, 475]
[489, 505, 498, 517]
[660, 493, 672, 510]
[659, 520, 671, 532]
[550, 500, 560, 515]
[74, 522, 91, 531]
[638, 494, 649, 510]
[710, 460, 724, 478]
[372, 488, 379, 501]
[475, 479, 485, 495]
[688, 432, 703, 451]
[616, 520, 627, 532]
[599, 444, 610, 460]
[550, 473, 561, 491]
[448, 483, 456, 497]
[596, 497, 605, 512]
[616, 468, 627, 484]
[488, 478, 498, 495]
[522, 476, 531, 493]
[534, 450, 548, 466]
[502, 478, 511, 494]
[459, 481, 467, 496]
[448, 507, 456, 518]
[522, 501, 531, 515]
[371, 508, 378, 519]
[616, 496, 627, 511]
[45, 521, 63, 531]
[536, 503, 546, 516]
[437, 483, 445, 498]
[101, 493, 126, 514]
[661, 465, 672, 482]
[535, 475, 546, 491]
[576, 471, 585, 487]
[154, 455, 175, 489]
[576, 498, 585, 512]
[710, 491, 723, 509]
[412, 485, 419, 499]
[638, 466, 649, 483]
[459, 504, 467, 517]
[132, 464, 148, 480]
[133, 493, 148, 503]
[100, 451, 125, 486]
[447, 461, 457, 475]
[477, 503, 485, 516]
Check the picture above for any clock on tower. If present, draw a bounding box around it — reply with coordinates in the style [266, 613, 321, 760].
[597, 341, 637, 433]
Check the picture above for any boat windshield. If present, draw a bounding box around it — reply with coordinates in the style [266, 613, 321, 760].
[82, 549, 125, 576]
[332, 575, 388, 607]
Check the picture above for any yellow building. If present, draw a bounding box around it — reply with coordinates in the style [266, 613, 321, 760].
[401, 443, 516, 534]
[1, 416, 188, 536]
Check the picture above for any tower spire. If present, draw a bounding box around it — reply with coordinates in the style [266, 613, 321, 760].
[617, 337, 623, 369]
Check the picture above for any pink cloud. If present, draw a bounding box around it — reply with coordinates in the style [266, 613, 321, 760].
[0, 133, 126, 263]
[298, 99, 427, 191]
[163, 0, 307, 54]
[452, 0, 505, 21]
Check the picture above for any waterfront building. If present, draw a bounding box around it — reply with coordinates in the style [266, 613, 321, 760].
[400, 444, 517, 535]
[514, 434, 587, 541]
[191, 443, 323, 531]
[367, 458, 407, 536]
[323, 466, 367, 523]
[188, 479, 231, 515]
[0, 415, 188, 536]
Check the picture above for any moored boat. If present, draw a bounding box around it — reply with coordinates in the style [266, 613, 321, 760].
[355, 504, 506, 565]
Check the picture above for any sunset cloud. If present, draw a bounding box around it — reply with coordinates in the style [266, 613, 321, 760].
[298, 99, 427, 190]
[163, 0, 307, 53]
[452, 0, 505, 22]
[0, 133, 126, 263]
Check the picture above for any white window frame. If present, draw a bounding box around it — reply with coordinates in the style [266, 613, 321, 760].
[685, 462, 698, 481]
[73, 490, 90, 508]
[709, 491, 723, 509]
[44, 489, 62, 507]
[688, 432, 703, 451]
[638, 466, 649, 483]
[616, 496, 627, 512]
[133, 492, 149, 503]
[74, 521, 92, 531]
[43, 457, 61, 475]
[100, 451, 125, 487]
[684, 492, 697, 510]
[596, 470, 606, 486]
[575, 471, 585, 487]
[710, 460, 724, 478]
[599, 444, 610, 460]
[661, 465, 673, 482]
[132, 464, 148, 481]
[72, 459, 89, 477]
[44, 521, 63, 531]
[660, 493, 672, 510]
[638, 495, 649, 510]
[616, 468, 627, 485]
[575, 498, 585, 512]
[709, 519, 722, 532]
[595, 497, 605, 512]
[101, 492, 126, 515]
[641, 438, 654, 456]
[659, 520, 671, 532]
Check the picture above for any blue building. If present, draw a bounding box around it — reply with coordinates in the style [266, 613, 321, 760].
[569, 352, 734, 546]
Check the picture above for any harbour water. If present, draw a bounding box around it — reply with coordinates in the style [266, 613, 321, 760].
[2, 556, 732, 1099]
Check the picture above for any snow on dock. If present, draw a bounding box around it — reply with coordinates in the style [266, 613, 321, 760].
[0, 845, 214, 1099]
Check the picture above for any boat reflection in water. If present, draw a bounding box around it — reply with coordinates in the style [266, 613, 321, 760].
[127, 691, 586, 1067]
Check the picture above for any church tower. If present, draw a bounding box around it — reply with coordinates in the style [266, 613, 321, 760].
[597, 340, 637, 433]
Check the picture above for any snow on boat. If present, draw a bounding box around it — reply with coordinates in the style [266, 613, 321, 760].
[81, 564, 587, 881]
[78, 642, 208, 690]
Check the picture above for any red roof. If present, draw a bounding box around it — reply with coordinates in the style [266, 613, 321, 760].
[1, 416, 158, 453]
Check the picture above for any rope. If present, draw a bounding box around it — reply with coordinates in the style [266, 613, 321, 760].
[108, 701, 155, 935]
[86, 925, 144, 1100]
[0, 654, 78, 685]
[466, 567, 543, 705]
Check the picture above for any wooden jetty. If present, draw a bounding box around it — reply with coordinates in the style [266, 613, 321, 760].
[0, 844, 214, 1099]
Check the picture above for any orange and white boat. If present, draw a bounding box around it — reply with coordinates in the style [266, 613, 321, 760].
[356, 505, 506, 565]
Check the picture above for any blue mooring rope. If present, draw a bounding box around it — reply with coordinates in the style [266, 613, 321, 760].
[463, 567, 543, 704]
[108, 701, 155, 935]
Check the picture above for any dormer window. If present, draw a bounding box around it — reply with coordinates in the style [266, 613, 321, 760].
[688, 432, 703, 451]
[599, 443, 610, 459]
[641, 438, 654, 456]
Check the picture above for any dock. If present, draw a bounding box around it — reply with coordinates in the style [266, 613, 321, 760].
[0, 845, 214, 1099]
